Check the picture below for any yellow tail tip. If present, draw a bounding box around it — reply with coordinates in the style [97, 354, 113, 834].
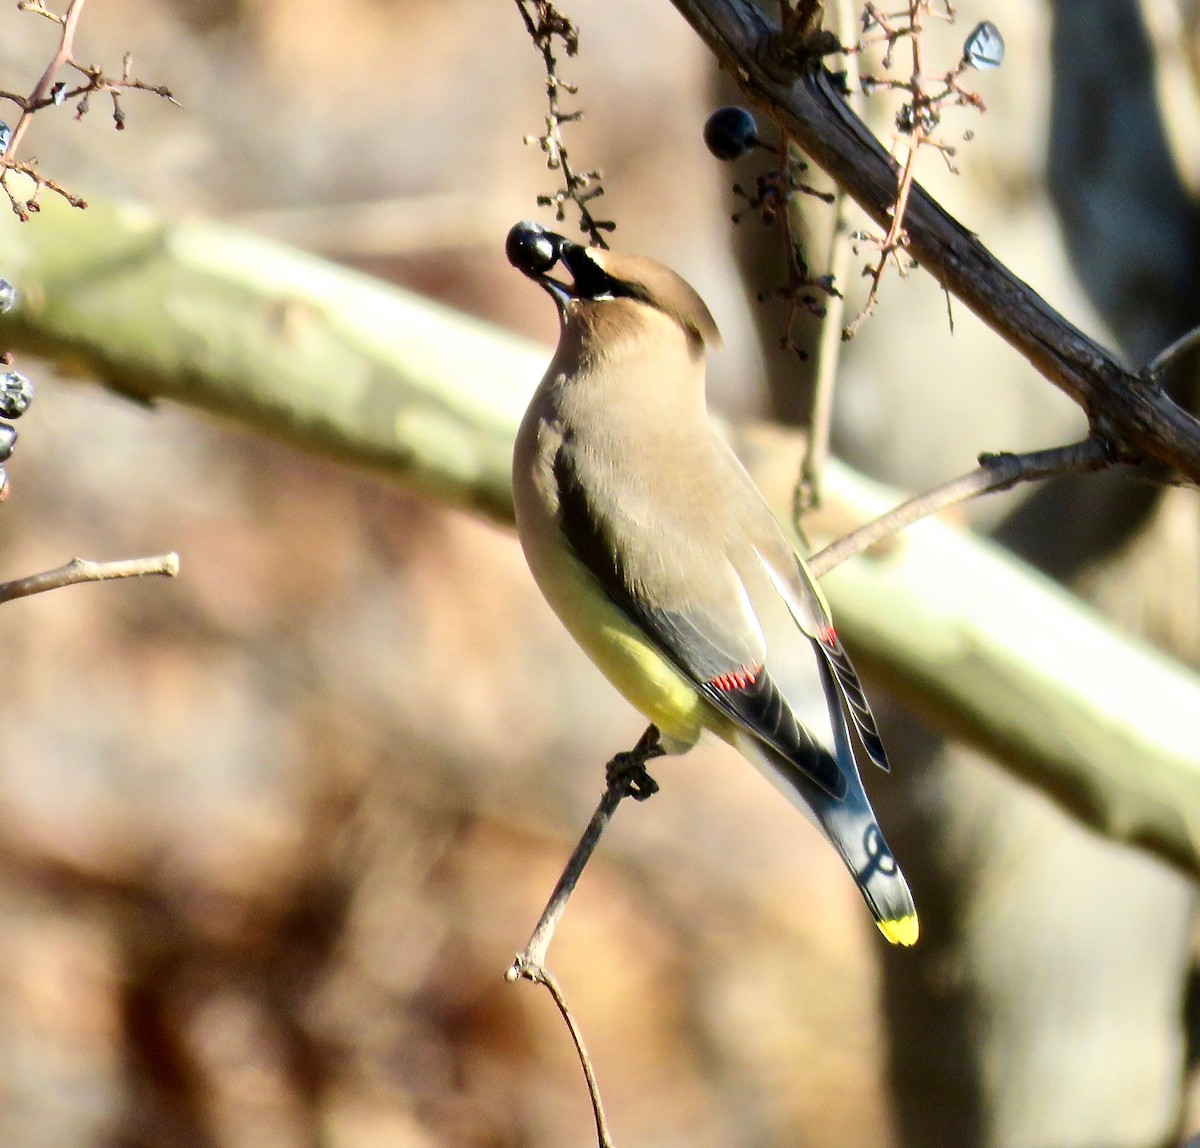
[877, 913, 920, 947]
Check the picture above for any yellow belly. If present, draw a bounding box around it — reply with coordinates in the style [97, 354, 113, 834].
[580, 611, 711, 748]
[517, 513, 711, 747]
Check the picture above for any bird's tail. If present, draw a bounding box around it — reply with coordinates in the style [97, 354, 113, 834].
[735, 732, 919, 946]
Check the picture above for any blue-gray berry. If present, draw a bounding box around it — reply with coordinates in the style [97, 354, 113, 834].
[963, 22, 1004, 70]
[704, 106, 760, 161]
[0, 372, 32, 419]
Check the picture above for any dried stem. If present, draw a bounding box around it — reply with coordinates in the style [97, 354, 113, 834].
[514, 0, 615, 247]
[0, 552, 180, 604]
[842, 1, 988, 335]
[806, 438, 1113, 576]
[1, 0, 177, 219]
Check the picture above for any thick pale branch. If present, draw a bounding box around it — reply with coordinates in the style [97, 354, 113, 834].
[5, 197, 1200, 874]
[667, 0, 1200, 482]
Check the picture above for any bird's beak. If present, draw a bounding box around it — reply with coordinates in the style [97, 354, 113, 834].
[505, 220, 579, 318]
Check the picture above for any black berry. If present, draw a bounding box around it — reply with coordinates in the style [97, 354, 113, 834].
[506, 220, 562, 277]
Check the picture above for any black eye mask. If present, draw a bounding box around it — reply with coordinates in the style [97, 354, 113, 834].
[561, 246, 650, 305]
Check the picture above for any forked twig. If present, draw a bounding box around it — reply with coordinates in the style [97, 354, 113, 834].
[4, 0, 90, 163]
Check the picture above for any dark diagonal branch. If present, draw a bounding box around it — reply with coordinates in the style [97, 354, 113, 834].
[667, 0, 1200, 483]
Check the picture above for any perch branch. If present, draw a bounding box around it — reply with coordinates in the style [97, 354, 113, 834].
[508, 725, 662, 971]
[507, 725, 663, 1148]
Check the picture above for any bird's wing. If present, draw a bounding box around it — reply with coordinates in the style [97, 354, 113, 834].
[552, 438, 845, 798]
[755, 550, 890, 772]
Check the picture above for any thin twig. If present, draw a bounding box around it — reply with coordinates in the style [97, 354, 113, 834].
[807, 438, 1113, 576]
[513, 964, 615, 1148]
[506, 724, 663, 1148]
[0, 552, 180, 603]
[792, 0, 860, 519]
[1143, 322, 1200, 381]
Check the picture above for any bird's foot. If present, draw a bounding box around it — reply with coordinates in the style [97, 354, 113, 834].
[605, 725, 665, 801]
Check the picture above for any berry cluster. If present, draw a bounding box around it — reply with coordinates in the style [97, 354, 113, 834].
[0, 276, 32, 498]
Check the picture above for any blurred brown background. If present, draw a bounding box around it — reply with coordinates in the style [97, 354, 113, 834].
[0, 1, 1198, 1146]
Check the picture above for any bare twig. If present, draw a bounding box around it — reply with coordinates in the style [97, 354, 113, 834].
[807, 439, 1113, 576]
[1143, 322, 1200, 381]
[506, 724, 663, 1148]
[0, 552, 179, 603]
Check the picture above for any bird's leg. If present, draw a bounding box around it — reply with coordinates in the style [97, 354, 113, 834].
[506, 724, 664, 1148]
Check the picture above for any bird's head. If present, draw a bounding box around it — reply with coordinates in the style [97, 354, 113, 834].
[505, 221, 721, 353]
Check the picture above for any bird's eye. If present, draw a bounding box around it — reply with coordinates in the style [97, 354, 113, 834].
[506, 221, 562, 277]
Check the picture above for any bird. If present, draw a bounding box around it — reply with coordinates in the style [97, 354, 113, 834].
[506, 220, 917, 946]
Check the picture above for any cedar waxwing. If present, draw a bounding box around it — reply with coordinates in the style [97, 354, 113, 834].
[506, 221, 917, 946]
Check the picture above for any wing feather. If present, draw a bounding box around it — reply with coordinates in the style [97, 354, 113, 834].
[756, 551, 890, 771]
[553, 440, 845, 797]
